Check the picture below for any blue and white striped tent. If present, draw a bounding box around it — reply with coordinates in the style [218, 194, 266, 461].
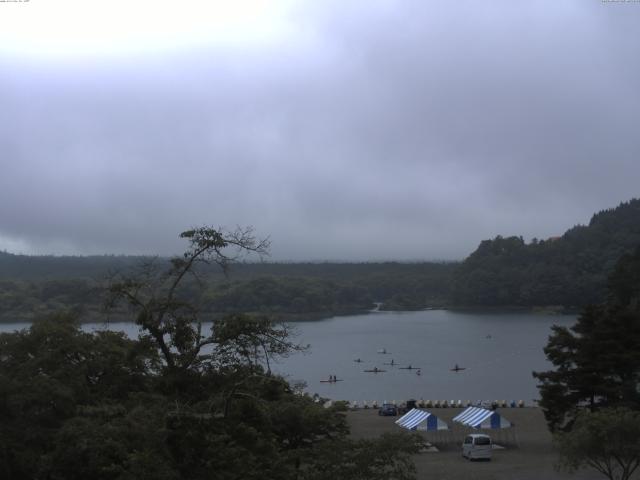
[452, 406, 512, 429]
[395, 408, 449, 431]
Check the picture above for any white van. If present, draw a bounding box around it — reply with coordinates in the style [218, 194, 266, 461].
[462, 434, 492, 461]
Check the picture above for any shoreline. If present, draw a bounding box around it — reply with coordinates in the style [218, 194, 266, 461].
[0, 304, 579, 325]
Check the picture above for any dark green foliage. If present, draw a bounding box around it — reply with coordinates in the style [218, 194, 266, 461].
[453, 199, 640, 307]
[0, 262, 455, 323]
[1, 226, 420, 479]
[45, 403, 178, 480]
[533, 246, 640, 432]
[534, 306, 640, 431]
[204, 276, 375, 316]
[299, 433, 420, 480]
[0, 278, 103, 322]
[0, 313, 161, 479]
[608, 246, 640, 309]
[0, 313, 417, 480]
[555, 407, 640, 480]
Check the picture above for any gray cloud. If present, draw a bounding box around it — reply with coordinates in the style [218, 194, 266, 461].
[1, 0, 639, 260]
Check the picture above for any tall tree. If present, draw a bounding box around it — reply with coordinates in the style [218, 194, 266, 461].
[533, 246, 640, 431]
[556, 407, 640, 480]
[106, 226, 270, 371]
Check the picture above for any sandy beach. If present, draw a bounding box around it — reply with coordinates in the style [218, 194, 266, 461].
[346, 407, 614, 480]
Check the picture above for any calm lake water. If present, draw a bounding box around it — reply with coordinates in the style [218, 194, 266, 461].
[1, 309, 575, 404]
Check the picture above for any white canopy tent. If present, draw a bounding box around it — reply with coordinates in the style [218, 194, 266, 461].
[452, 406, 511, 429]
[452, 406, 517, 446]
[395, 408, 449, 431]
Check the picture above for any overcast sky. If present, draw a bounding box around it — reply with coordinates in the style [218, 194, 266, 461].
[0, 0, 639, 261]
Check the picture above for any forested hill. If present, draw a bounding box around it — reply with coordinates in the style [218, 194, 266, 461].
[451, 198, 640, 308]
[0, 254, 455, 322]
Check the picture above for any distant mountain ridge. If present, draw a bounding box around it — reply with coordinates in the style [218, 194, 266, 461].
[451, 198, 640, 308]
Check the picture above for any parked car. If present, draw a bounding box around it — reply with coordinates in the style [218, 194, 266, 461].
[462, 434, 492, 461]
[378, 403, 398, 416]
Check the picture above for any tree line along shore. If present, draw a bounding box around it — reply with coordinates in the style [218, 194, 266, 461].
[1, 198, 639, 323]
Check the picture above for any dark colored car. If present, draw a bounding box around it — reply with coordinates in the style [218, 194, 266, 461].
[378, 403, 398, 416]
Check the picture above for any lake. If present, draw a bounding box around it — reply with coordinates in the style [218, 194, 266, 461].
[0, 309, 574, 405]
